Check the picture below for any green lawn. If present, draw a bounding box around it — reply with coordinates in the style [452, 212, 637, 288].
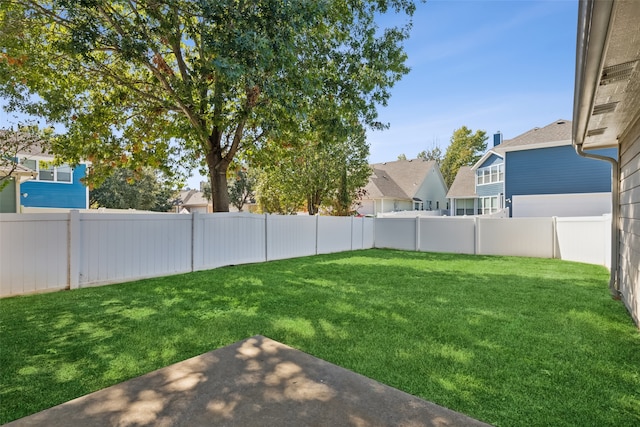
[1, 249, 639, 426]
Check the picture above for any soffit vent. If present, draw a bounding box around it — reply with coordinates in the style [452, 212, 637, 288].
[586, 128, 607, 137]
[592, 102, 619, 115]
[600, 60, 638, 85]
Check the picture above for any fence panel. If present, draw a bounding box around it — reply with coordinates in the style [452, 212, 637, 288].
[419, 217, 475, 254]
[351, 217, 363, 250]
[78, 213, 192, 286]
[266, 215, 317, 261]
[317, 216, 353, 254]
[374, 218, 416, 250]
[194, 213, 266, 271]
[477, 217, 554, 258]
[363, 217, 375, 248]
[556, 216, 610, 267]
[0, 214, 69, 296]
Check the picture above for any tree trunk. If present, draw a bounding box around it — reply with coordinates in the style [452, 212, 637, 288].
[210, 167, 230, 212]
[205, 133, 230, 212]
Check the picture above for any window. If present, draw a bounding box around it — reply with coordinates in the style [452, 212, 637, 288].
[476, 164, 504, 185]
[56, 164, 72, 182]
[479, 196, 500, 215]
[38, 161, 54, 181]
[455, 199, 475, 216]
[20, 158, 73, 183]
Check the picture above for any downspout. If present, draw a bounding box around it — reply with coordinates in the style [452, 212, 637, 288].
[573, 0, 619, 297]
[574, 144, 620, 297]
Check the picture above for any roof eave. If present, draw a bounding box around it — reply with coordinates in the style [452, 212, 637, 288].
[573, 0, 615, 148]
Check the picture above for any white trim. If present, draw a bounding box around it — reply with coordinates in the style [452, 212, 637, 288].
[471, 150, 503, 171]
[20, 158, 74, 184]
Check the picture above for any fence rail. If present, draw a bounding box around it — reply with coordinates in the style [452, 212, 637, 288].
[0, 212, 610, 297]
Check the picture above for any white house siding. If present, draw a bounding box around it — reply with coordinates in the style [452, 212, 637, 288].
[414, 169, 448, 211]
[512, 192, 612, 218]
[619, 118, 640, 326]
[358, 199, 375, 215]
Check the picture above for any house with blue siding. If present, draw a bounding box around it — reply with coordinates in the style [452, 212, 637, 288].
[447, 119, 615, 217]
[2, 134, 90, 211]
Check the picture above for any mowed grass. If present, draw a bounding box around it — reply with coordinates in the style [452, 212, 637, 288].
[1, 249, 639, 426]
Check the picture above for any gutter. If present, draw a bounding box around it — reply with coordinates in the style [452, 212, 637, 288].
[572, 0, 620, 297]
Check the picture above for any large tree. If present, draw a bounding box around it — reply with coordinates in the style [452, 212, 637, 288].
[440, 126, 487, 187]
[0, 0, 416, 211]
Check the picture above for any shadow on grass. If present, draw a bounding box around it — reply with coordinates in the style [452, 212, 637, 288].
[3, 335, 490, 427]
[1, 249, 638, 426]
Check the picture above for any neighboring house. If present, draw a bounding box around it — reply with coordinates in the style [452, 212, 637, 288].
[0, 164, 37, 213]
[0, 133, 89, 211]
[446, 166, 478, 216]
[358, 159, 448, 216]
[447, 119, 615, 217]
[176, 188, 212, 213]
[573, 0, 639, 326]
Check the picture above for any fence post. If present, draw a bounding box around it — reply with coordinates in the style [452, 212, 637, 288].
[474, 216, 479, 255]
[552, 216, 558, 259]
[415, 216, 420, 252]
[191, 212, 200, 272]
[315, 214, 319, 255]
[68, 210, 80, 289]
[264, 213, 269, 262]
[350, 216, 354, 251]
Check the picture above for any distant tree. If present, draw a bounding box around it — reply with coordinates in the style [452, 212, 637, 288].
[201, 181, 212, 202]
[90, 168, 177, 211]
[417, 144, 443, 163]
[255, 126, 370, 215]
[440, 126, 487, 187]
[199, 165, 255, 211]
[228, 168, 256, 212]
[397, 153, 407, 161]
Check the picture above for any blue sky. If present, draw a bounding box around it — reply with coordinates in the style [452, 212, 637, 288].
[1, 0, 579, 188]
[369, 0, 578, 163]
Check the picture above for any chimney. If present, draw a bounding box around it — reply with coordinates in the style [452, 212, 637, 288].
[493, 131, 503, 147]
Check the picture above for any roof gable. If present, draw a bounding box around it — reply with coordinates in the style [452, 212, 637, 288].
[364, 159, 435, 200]
[0, 130, 52, 158]
[472, 151, 503, 171]
[446, 166, 477, 198]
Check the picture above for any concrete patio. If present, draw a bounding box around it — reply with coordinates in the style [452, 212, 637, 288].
[4, 335, 491, 426]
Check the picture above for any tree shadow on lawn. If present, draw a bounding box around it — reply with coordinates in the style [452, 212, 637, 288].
[1, 249, 638, 426]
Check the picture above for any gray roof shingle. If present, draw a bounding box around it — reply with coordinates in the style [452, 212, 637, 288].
[363, 159, 436, 200]
[445, 166, 476, 198]
[494, 119, 572, 154]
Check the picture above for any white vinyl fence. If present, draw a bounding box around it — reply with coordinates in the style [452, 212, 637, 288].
[374, 215, 611, 267]
[0, 212, 375, 297]
[0, 212, 610, 297]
